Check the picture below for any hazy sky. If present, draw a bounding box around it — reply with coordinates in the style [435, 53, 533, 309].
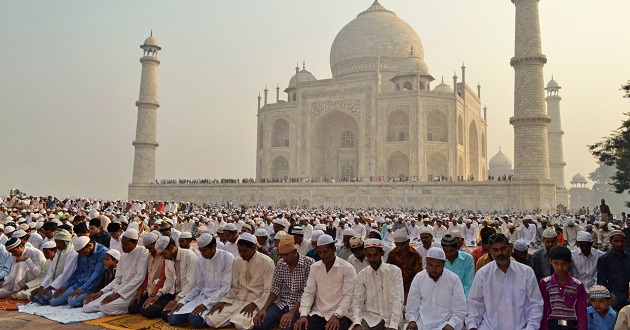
[1, 1, 628, 200]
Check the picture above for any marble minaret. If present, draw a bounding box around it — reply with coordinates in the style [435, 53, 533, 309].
[546, 77, 566, 188]
[509, 0, 551, 181]
[132, 33, 161, 184]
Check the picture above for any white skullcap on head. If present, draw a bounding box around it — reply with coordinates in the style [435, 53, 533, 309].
[41, 240, 56, 250]
[577, 231, 592, 242]
[155, 236, 171, 253]
[154, 219, 163, 226]
[310, 230, 325, 242]
[317, 234, 334, 246]
[224, 223, 238, 231]
[393, 228, 409, 243]
[36, 221, 44, 230]
[314, 224, 326, 231]
[272, 219, 285, 226]
[4, 226, 15, 234]
[465, 219, 472, 224]
[274, 231, 287, 241]
[238, 233, 257, 245]
[13, 230, 27, 238]
[420, 227, 432, 235]
[72, 236, 90, 251]
[123, 228, 139, 240]
[197, 233, 214, 248]
[18, 223, 29, 231]
[513, 239, 529, 252]
[106, 249, 121, 261]
[342, 228, 356, 236]
[179, 231, 192, 239]
[542, 228, 557, 238]
[142, 232, 159, 246]
[255, 228, 268, 237]
[566, 218, 574, 225]
[426, 247, 446, 261]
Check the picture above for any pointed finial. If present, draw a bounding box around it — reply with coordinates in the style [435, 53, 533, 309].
[296, 63, 300, 70]
[441, 75, 444, 83]
[461, 62, 466, 69]
[150, 30, 153, 36]
[499, 146, 502, 151]
[552, 74, 554, 80]
[410, 46, 414, 57]
[303, 61, 305, 70]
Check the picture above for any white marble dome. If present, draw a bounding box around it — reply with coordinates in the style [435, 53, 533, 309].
[288, 68, 317, 88]
[395, 49, 430, 76]
[330, 1, 424, 78]
[489, 148, 513, 168]
[571, 173, 587, 184]
[433, 81, 453, 93]
[143, 35, 159, 47]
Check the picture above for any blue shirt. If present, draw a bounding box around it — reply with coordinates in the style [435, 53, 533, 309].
[444, 250, 474, 297]
[597, 250, 630, 306]
[64, 242, 107, 293]
[587, 306, 616, 330]
[0, 245, 13, 281]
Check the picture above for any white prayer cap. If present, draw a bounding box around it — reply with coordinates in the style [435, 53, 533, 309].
[89, 209, 99, 218]
[119, 217, 129, 224]
[542, 228, 557, 238]
[523, 215, 533, 221]
[72, 236, 90, 251]
[364, 238, 383, 249]
[223, 223, 238, 232]
[154, 219, 163, 226]
[317, 234, 334, 246]
[238, 233, 257, 245]
[577, 231, 592, 242]
[310, 230, 325, 242]
[566, 218, 575, 226]
[155, 236, 171, 253]
[393, 228, 409, 243]
[291, 226, 304, 235]
[420, 227, 432, 235]
[255, 228, 268, 237]
[513, 239, 529, 252]
[13, 230, 27, 238]
[28, 222, 36, 229]
[426, 247, 446, 261]
[314, 224, 326, 231]
[451, 230, 462, 238]
[197, 233, 214, 248]
[179, 231, 192, 239]
[36, 221, 44, 230]
[398, 214, 405, 219]
[4, 216, 14, 223]
[274, 231, 287, 241]
[41, 240, 56, 250]
[580, 215, 586, 219]
[123, 228, 139, 240]
[18, 223, 29, 231]
[106, 249, 121, 261]
[142, 232, 159, 246]
[465, 219, 472, 224]
[342, 228, 356, 237]
[272, 219, 285, 226]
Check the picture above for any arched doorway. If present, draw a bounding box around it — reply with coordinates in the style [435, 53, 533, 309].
[272, 119, 290, 147]
[387, 151, 409, 178]
[271, 156, 289, 180]
[427, 152, 448, 178]
[311, 110, 359, 179]
[469, 122, 479, 179]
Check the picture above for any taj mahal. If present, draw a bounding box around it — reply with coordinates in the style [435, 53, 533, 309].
[128, 1, 573, 212]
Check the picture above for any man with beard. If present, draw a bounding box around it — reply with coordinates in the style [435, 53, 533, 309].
[571, 231, 603, 291]
[351, 239, 404, 330]
[533, 228, 558, 282]
[405, 247, 466, 330]
[597, 230, 630, 310]
[466, 233, 543, 330]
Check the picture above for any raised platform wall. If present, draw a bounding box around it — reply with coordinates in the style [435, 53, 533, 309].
[129, 180, 557, 212]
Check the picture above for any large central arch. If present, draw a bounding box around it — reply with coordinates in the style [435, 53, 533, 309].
[469, 121, 479, 178]
[311, 110, 359, 179]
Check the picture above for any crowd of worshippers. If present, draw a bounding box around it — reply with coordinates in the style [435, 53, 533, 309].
[0, 197, 630, 329]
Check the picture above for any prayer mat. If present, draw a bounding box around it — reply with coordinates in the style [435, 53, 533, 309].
[18, 302, 104, 324]
[0, 299, 29, 311]
[84, 313, 239, 329]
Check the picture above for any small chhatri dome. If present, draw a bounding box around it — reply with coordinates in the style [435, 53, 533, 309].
[141, 31, 161, 50]
[287, 63, 317, 89]
[395, 46, 430, 77]
[489, 148, 513, 168]
[571, 173, 587, 184]
[433, 76, 453, 93]
[546, 75, 561, 90]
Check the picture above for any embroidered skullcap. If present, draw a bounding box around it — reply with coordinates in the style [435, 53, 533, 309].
[254, 228, 268, 237]
[274, 231, 287, 241]
[123, 228, 139, 240]
[542, 228, 557, 238]
[588, 285, 611, 299]
[224, 223, 237, 232]
[241, 224, 252, 233]
[155, 236, 171, 253]
[577, 231, 592, 242]
[291, 226, 304, 235]
[142, 231, 159, 246]
[13, 230, 26, 238]
[364, 238, 383, 249]
[440, 234, 457, 247]
[314, 224, 326, 231]
[238, 233, 257, 245]
[41, 240, 56, 250]
[609, 230, 625, 239]
[342, 228, 356, 237]
[349, 236, 364, 249]
[179, 231, 192, 239]
[419, 227, 432, 236]
[54, 229, 72, 241]
[5, 237, 20, 250]
[393, 228, 409, 243]
[487, 233, 509, 245]
[106, 249, 121, 261]
[426, 247, 446, 261]
[272, 219, 285, 226]
[197, 233, 214, 248]
[310, 230, 324, 242]
[278, 235, 297, 254]
[317, 234, 334, 246]
[72, 236, 90, 251]
[513, 239, 529, 252]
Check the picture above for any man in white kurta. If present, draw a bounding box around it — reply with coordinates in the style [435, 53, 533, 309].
[167, 234, 234, 327]
[0, 237, 45, 298]
[352, 239, 404, 330]
[207, 233, 274, 330]
[15, 240, 55, 300]
[30, 229, 78, 304]
[405, 247, 467, 330]
[82, 229, 149, 315]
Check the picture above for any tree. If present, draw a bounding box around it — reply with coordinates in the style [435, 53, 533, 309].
[588, 81, 630, 206]
[589, 161, 616, 192]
